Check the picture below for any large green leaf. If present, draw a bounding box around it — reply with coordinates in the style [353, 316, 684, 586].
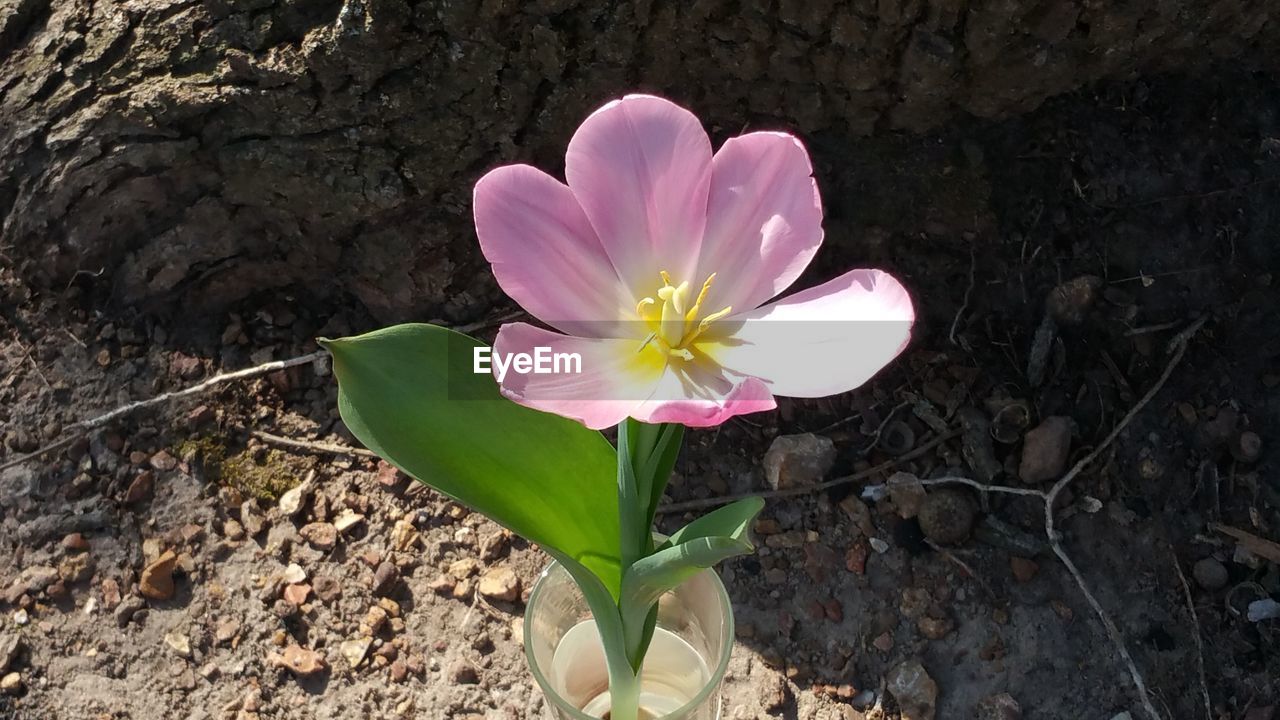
[322, 324, 621, 594]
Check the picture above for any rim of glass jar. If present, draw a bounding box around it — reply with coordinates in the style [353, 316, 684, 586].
[523, 560, 735, 720]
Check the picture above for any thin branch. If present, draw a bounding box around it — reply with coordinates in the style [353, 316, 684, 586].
[888, 473, 1047, 499]
[1173, 557, 1213, 720]
[0, 350, 329, 474]
[949, 248, 977, 346]
[250, 430, 378, 459]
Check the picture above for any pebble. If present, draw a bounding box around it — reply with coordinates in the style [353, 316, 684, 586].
[917, 616, 953, 640]
[448, 558, 480, 580]
[140, 550, 178, 600]
[0, 672, 21, 696]
[115, 596, 145, 627]
[1018, 417, 1073, 483]
[1192, 557, 1229, 591]
[763, 433, 836, 490]
[312, 576, 342, 603]
[223, 520, 245, 541]
[164, 632, 192, 658]
[372, 562, 399, 597]
[975, 692, 1022, 720]
[340, 638, 372, 668]
[299, 523, 338, 550]
[282, 584, 311, 605]
[277, 476, 311, 518]
[125, 472, 154, 503]
[449, 659, 479, 684]
[917, 489, 976, 545]
[215, 618, 241, 645]
[269, 645, 326, 676]
[281, 563, 306, 584]
[1231, 431, 1262, 463]
[478, 567, 521, 602]
[0, 634, 20, 674]
[389, 659, 408, 683]
[334, 510, 365, 534]
[58, 553, 92, 584]
[150, 450, 179, 471]
[887, 474, 927, 519]
[886, 659, 937, 720]
[1009, 556, 1039, 583]
[240, 501, 267, 537]
[1046, 275, 1102, 325]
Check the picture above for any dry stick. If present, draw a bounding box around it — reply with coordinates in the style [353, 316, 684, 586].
[655, 429, 960, 514]
[250, 429, 378, 459]
[0, 350, 329, 475]
[948, 248, 977, 346]
[1173, 557, 1214, 720]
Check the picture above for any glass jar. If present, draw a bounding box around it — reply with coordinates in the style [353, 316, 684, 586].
[523, 561, 733, 719]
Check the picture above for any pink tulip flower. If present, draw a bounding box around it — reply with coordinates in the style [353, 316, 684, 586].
[474, 94, 914, 429]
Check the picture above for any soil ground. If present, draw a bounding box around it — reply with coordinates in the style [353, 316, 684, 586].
[1, 66, 1278, 720]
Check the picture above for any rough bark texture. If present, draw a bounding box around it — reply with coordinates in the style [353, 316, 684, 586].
[1, 0, 1276, 321]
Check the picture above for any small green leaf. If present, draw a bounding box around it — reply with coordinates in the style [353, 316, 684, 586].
[323, 324, 621, 595]
[666, 496, 764, 547]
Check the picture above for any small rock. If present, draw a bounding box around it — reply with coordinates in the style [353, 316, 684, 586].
[281, 563, 306, 585]
[917, 616, 953, 640]
[479, 531, 510, 562]
[975, 692, 1022, 720]
[125, 472, 154, 504]
[759, 671, 788, 711]
[448, 558, 480, 580]
[372, 562, 399, 597]
[1, 672, 21, 696]
[62, 533, 90, 552]
[140, 550, 178, 600]
[1019, 417, 1073, 483]
[269, 645, 326, 676]
[872, 631, 893, 652]
[215, 618, 241, 646]
[340, 638, 373, 668]
[389, 659, 408, 683]
[223, 520, 245, 541]
[917, 489, 976, 545]
[886, 659, 937, 720]
[1046, 275, 1102, 325]
[283, 584, 311, 605]
[10, 610, 26, 626]
[1192, 557, 1228, 591]
[115, 596, 145, 627]
[1231, 431, 1262, 463]
[277, 480, 310, 518]
[164, 632, 192, 658]
[481, 566, 519, 599]
[362, 606, 389, 635]
[375, 461, 406, 492]
[58, 553, 92, 584]
[101, 578, 121, 609]
[312, 576, 341, 603]
[763, 433, 836, 490]
[299, 523, 338, 550]
[240, 501, 267, 537]
[449, 659, 479, 684]
[334, 510, 365, 534]
[1009, 556, 1039, 583]
[0, 635, 21, 674]
[150, 450, 178, 471]
[887, 473, 927, 519]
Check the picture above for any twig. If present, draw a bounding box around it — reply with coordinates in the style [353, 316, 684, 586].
[888, 473, 1047, 499]
[0, 350, 329, 475]
[926, 539, 999, 600]
[1124, 320, 1183, 337]
[873, 316, 1205, 720]
[1173, 557, 1213, 720]
[656, 429, 960, 514]
[948, 248, 976, 346]
[250, 429, 378, 459]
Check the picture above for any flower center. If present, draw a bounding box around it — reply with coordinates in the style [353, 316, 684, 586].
[635, 271, 732, 358]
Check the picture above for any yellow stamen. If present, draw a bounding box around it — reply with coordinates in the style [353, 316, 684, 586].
[636, 270, 733, 358]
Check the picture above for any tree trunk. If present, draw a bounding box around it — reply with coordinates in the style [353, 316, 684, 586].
[1, 0, 1275, 321]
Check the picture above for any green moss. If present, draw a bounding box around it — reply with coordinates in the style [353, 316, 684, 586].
[175, 436, 306, 502]
[220, 448, 305, 502]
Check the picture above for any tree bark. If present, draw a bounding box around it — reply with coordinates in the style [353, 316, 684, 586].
[1, 0, 1275, 321]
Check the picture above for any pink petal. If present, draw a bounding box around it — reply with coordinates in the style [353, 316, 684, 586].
[632, 364, 776, 428]
[474, 165, 633, 337]
[491, 322, 666, 430]
[565, 95, 713, 292]
[706, 269, 914, 397]
[696, 132, 824, 313]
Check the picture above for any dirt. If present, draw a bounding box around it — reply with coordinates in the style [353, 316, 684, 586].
[2, 67, 1279, 720]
